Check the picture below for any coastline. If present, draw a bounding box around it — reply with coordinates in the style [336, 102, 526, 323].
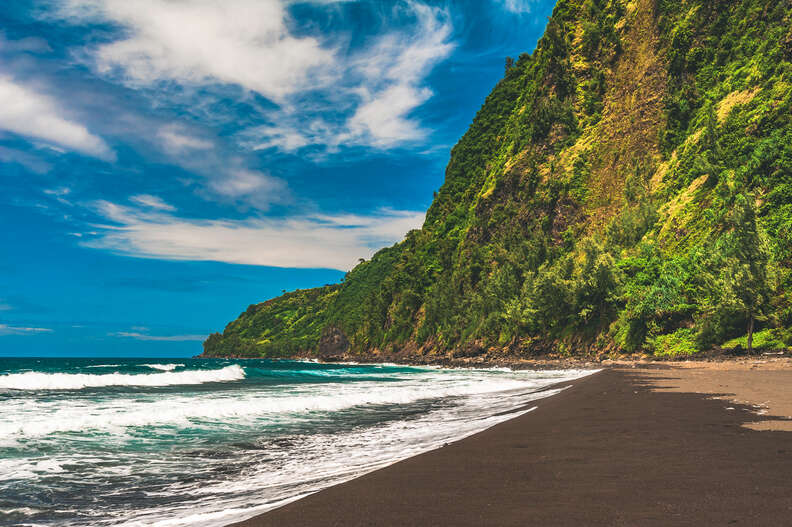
[227, 361, 792, 526]
[199, 350, 791, 372]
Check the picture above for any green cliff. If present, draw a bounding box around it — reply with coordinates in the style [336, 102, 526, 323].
[204, 0, 792, 361]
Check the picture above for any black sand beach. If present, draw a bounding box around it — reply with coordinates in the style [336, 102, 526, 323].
[229, 367, 792, 526]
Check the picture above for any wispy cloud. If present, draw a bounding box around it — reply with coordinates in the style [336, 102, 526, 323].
[206, 169, 289, 205]
[111, 331, 205, 342]
[0, 76, 113, 159]
[81, 200, 425, 270]
[129, 194, 175, 211]
[242, 125, 311, 153]
[0, 324, 53, 335]
[243, 2, 454, 153]
[0, 32, 52, 54]
[143, 131, 290, 210]
[493, 0, 536, 14]
[0, 146, 52, 174]
[157, 124, 214, 154]
[343, 2, 454, 147]
[43, 187, 73, 207]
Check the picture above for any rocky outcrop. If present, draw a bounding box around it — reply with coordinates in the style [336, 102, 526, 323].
[317, 327, 350, 361]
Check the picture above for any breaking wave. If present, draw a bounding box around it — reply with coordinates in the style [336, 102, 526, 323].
[0, 365, 245, 391]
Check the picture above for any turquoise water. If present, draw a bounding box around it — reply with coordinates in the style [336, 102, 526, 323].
[0, 358, 591, 526]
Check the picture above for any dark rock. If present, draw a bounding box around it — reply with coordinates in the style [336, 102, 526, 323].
[317, 326, 350, 360]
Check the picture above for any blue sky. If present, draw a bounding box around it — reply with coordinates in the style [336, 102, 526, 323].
[0, 0, 555, 357]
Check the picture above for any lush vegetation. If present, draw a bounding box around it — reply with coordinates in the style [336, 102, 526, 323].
[204, 0, 792, 360]
[203, 285, 340, 357]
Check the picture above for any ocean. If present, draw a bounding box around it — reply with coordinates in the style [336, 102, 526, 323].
[0, 358, 592, 526]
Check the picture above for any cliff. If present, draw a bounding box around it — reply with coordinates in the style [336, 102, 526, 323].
[204, 0, 792, 361]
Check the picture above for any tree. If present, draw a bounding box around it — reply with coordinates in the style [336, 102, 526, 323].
[573, 239, 621, 325]
[504, 56, 515, 72]
[720, 194, 774, 353]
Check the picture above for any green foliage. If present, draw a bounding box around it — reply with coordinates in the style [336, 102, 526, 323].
[717, 194, 775, 351]
[206, 0, 792, 359]
[723, 328, 792, 351]
[612, 245, 708, 352]
[649, 328, 700, 357]
[202, 285, 340, 357]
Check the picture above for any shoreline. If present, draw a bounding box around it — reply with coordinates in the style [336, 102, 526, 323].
[227, 362, 792, 526]
[198, 351, 792, 372]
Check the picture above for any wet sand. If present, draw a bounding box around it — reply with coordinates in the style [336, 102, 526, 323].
[229, 366, 792, 526]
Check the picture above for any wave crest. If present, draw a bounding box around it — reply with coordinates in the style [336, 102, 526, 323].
[143, 363, 184, 371]
[0, 365, 245, 391]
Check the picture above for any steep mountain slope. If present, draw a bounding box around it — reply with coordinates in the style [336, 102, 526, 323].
[204, 0, 792, 360]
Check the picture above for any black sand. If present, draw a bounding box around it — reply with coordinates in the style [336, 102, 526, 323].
[228, 369, 792, 526]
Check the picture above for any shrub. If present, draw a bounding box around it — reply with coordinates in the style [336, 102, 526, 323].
[648, 328, 700, 357]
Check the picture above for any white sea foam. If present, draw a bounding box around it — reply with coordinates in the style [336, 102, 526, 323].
[0, 365, 245, 391]
[0, 377, 538, 440]
[0, 364, 596, 527]
[0, 369, 588, 442]
[143, 363, 185, 371]
[0, 457, 67, 480]
[0, 507, 44, 516]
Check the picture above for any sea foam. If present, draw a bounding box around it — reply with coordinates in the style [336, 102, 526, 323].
[0, 374, 547, 440]
[0, 364, 245, 391]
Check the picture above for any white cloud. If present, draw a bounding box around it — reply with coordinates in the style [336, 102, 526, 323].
[59, 0, 334, 102]
[130, 194, 175, 211]
[342, 2, 454, 147]
[112, 331, 205, 341]
[347, 84, 433, 147]
[0, 76, 113, 159]
[82, 200, 425, 271]
[157, 125, 214, 154]
[0, 324, 53, 335]
[260, 2, 454, 151]
[0, 303, 12, 311]
[56, 0, 454, 152]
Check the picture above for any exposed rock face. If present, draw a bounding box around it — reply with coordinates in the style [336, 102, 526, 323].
[317, 327, 350, 361]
